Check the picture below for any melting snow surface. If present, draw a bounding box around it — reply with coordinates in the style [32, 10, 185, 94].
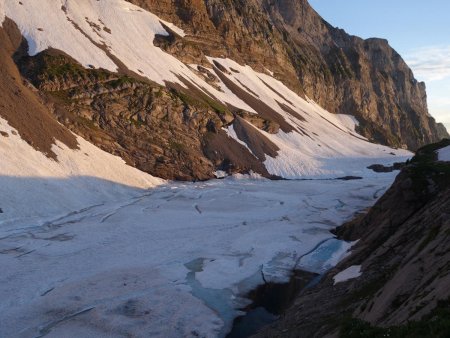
[333, 265, 363, 285]
[0, 125, 402, 336]
[438, 145, 450, 161]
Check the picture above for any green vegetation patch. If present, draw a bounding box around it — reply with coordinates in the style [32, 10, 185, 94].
[170, 87, 229, 115]
[37, 53, 110, 82]
[408, 139, 450, 194]
[340, 299, 450, 338]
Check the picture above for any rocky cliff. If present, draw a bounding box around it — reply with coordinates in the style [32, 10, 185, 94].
[256, 139, 450, 337]
[128, 0, 448, 150]
[1, 0, 447, 181]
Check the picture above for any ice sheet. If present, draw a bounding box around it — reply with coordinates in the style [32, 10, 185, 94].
[438, 145, 450, 161]
[1, 172, 399, 337]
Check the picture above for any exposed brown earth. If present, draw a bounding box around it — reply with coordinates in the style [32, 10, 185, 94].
[232, 117, 279, 161]
[0, 19, 78, 159]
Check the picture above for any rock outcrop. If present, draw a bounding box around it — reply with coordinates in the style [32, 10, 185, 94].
[15, 48, 277, 180]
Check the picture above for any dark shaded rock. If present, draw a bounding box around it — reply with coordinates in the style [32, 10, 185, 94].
[367, 162, 405, 173]
[336, 176, 363, 181]
[202, 130, 274, 178]
[232, 117, 280, 161]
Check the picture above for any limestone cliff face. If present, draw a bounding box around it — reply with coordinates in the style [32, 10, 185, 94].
[265, 0, 448, 150]
[128, 0, 448, 150]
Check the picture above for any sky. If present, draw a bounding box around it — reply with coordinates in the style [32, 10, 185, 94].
[308, 0, 450, 132]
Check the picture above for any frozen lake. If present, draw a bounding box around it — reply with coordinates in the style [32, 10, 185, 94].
[0, 171, 399, 337]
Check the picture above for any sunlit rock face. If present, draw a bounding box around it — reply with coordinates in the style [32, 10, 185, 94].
[129, 0, 448, 150]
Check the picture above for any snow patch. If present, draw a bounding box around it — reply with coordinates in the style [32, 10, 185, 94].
[214, 170, 228, 179]
[333, 265, 362, 285]
[335, 114, 360, 132]
[0, 117, 163, 226]
[207, 57, 412, 178]
[230, 171, 266, 181]
[438, 145, 450, 161]
[159, 18, 186, 37]
[3, 0, 117, 71]
[264, 67, 274, 76]
[0, 1, 4, 25]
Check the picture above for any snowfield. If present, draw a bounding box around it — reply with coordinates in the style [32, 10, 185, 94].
[0, 118, 409, 337]
[0, 171, 402, 337]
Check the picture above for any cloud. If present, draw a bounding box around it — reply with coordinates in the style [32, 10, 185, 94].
[405, 45, 450, 82]
[431, 97, 450, 107]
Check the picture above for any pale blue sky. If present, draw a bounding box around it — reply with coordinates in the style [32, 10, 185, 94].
[308, 0, 450, 132]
